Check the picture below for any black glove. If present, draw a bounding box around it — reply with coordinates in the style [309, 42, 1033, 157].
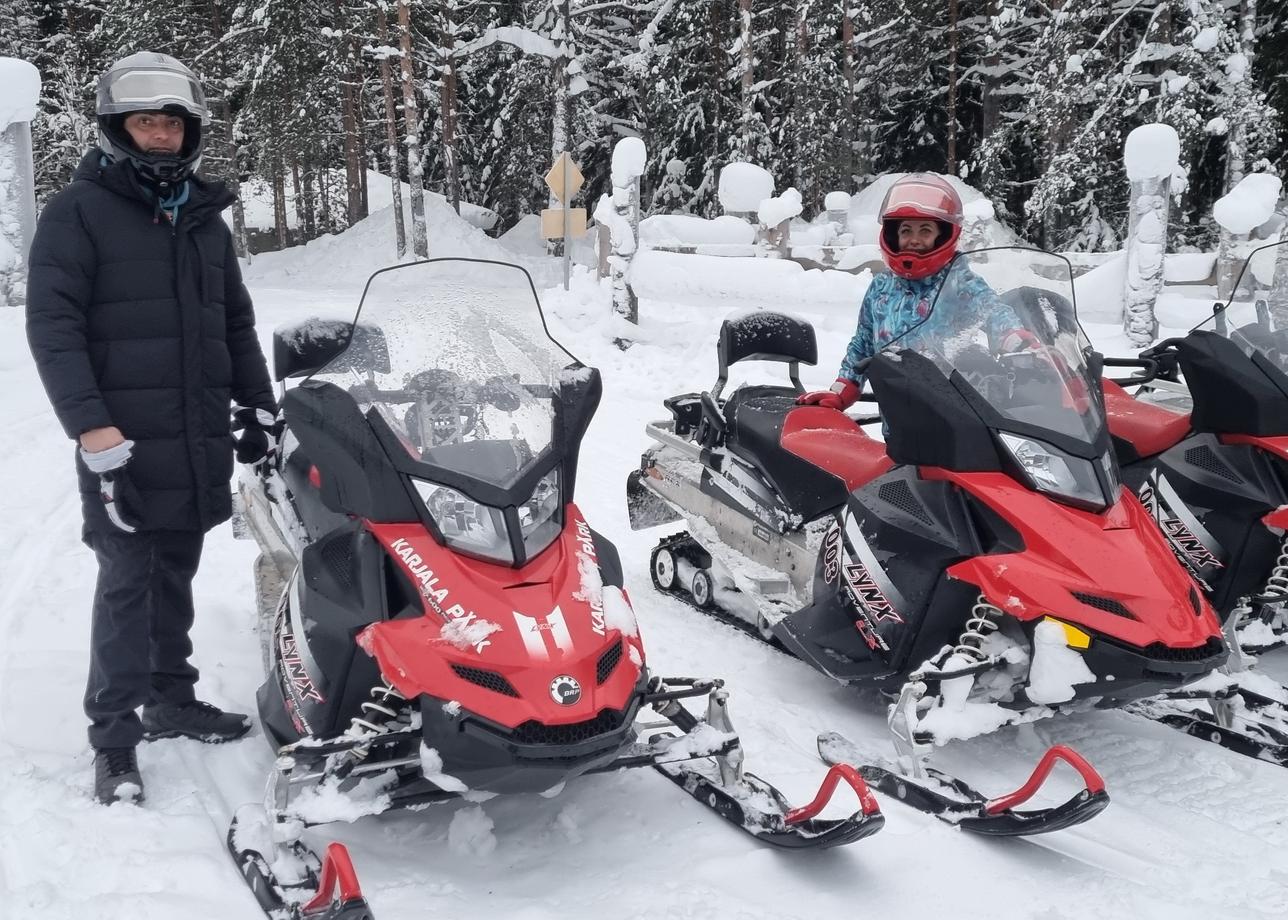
[80, 440, 145, 533]
[232, 406, 280, 465]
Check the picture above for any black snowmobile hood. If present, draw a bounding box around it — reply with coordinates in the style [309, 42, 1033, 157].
[72, 146, 236, 226]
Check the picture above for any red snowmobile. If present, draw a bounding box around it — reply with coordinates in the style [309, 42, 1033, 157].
[231, 259, 883, 920]
[626, 246, 1256, 834]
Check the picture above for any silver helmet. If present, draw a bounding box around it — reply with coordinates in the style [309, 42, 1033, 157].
[96, 52, 210, 188]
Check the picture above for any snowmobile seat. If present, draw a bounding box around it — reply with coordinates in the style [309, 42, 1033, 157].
[1102, 379, 1191, 460]
[781, 407, 895, 492]
[723, 385, 856, 522]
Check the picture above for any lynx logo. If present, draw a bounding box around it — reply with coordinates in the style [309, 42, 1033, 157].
[1138, 484, 1224, 577]
[550, 675, 582, 706]
[822, 525, 842, 584]
[843, 562, 904, 624]
[274, 605, 323, 736]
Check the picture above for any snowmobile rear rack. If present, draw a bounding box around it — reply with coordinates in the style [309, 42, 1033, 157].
[818, 732, 1109, 837]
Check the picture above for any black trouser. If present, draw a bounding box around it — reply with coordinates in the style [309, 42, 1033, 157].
[83, 528, 205, 749]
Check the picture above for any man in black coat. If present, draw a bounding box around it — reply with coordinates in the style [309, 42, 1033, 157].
[25, 52, 278, 805]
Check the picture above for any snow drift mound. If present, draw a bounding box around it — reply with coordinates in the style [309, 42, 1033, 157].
[244, 193, 553, 289]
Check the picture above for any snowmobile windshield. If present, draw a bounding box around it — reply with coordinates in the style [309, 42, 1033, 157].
[1190, 240, 1288, 378]
[888, 247, 1105, 448]
[308, 259, 583, 564]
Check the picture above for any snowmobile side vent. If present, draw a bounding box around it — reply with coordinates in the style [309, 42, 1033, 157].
[511, 708, 626, 746]
[877, 480, 933, 526]
[1189, 586, 1202, 617]
[1183, 445, 1243, 483]
[450, 664, 520, 698]
[319, 532, 357, 591]
[1070, 591, 1135, 620]
[596, 639, 624, 684]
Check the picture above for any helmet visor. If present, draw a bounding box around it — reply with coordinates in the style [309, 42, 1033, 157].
[880, 178, 962, 225]
[99, 68, 209, 123]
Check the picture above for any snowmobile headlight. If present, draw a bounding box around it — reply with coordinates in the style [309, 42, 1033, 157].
[412, 479, 514, 564]
[997, 432, 1107, 511]
[518, 469, 562, 558]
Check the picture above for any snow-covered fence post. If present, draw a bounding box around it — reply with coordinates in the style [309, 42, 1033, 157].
[594, 137, 645, 324]
[1121, 125, 1180, 346]
[0, 59, 40, 308]
[757, 188, 802, 259]
[1215, 174, 1283, 301]
[824, 191, 850, 239]
[717, 162, 773, 251]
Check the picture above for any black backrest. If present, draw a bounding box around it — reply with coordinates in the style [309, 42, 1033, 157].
[998, 286, 1078, 346]
[715, 311, 817, 396]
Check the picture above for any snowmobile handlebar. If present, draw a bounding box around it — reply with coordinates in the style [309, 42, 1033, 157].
[1100, 354, 1164, 387]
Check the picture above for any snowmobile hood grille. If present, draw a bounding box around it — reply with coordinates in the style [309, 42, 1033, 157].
[511, 708, 627, 746]
[1070, 591, 1134, 619]
[451, 664, 521, 698]
[596, 639, 624, 685]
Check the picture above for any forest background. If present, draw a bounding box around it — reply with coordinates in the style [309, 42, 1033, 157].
[1, 0, 1282, 256]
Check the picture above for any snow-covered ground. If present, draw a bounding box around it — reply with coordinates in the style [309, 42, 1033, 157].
[5, 203, 1288, 920]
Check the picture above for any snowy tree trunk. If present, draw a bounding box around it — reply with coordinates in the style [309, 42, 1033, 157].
[205, 0, 249, 260]
[0, 120, 37, 307]
[1218, 230, 1250, 301]
[598, 139, 645, 325]
[980, 0, 1001, 140]
[549, 0, 571, 211]
[438, 2, 462, 214]
[841, 8, 856, 184]
[335, 0, 365, 228]
[272, 155, 289, 250]
[1225, 0, 1257, 193]
[290, 158, 309, 243]
[1123, 176, 1170, 346]
[738, 0, 753, 158]
[376, 3, 406, 258]
[398, 0, 428, 258]
[946, 0, 959, 176]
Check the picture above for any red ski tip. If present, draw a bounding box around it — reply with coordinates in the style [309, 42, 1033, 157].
[785, 763, 882, 825]
[301, 842, 366, 916]
[983, 744, 1106, 816]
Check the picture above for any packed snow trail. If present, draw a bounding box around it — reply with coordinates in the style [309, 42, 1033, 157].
[3, 237, 1288, 918]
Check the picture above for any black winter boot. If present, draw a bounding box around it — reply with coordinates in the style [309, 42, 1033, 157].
[94, 746, 144, 805]
[142, 700, 252, 743]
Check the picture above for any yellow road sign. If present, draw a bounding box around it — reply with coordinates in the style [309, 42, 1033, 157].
[544, 152, 584, 203]
[541, 207, 587, 240]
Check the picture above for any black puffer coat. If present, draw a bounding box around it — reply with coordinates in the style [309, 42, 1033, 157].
[26, 148, 275, 533]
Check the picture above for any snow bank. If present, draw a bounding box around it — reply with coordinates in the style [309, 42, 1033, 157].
[824, 191, 850, 213]
[630, 250, 865, 309]
[638, 214, 755, 248]
[611, 137, 647, 188]
[0, 58, 40, 130]
[758, 187, 803, 228]
[718, 163, 774, 213]
[1124, 124, 1180, 181]
[1163, 252, 1216, 283]
[235, 169, 498, 234]
[1072, 253, 1126, 322]
[1214, 174, 1283, 234]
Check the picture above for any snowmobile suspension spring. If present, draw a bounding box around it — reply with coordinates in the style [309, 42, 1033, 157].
[1262, 534, 1288, 601]
[953, 595, 1003, 665]
[346, 678, 410, 751]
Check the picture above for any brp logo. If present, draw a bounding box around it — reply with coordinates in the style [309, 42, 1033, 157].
[549, 675, 582, 706]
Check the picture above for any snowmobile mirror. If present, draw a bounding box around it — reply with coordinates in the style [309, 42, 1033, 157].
[273, 318, 391, 381]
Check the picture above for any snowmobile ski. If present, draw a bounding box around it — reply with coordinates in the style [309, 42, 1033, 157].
[1127, 676, 1288, 768]
[228, 806, 374, 920]
[817, 732, 1109, 836]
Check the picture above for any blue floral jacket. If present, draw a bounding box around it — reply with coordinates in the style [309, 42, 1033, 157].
[838, 264, 1018, 388]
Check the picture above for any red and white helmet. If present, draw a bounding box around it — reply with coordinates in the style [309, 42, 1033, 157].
[878, 173, 964, 280]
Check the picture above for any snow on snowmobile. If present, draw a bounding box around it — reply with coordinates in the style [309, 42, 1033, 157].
[230, 258, 883, 920]
[626, 246, 1272, 834]
[1099, 240, 1288, 659]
